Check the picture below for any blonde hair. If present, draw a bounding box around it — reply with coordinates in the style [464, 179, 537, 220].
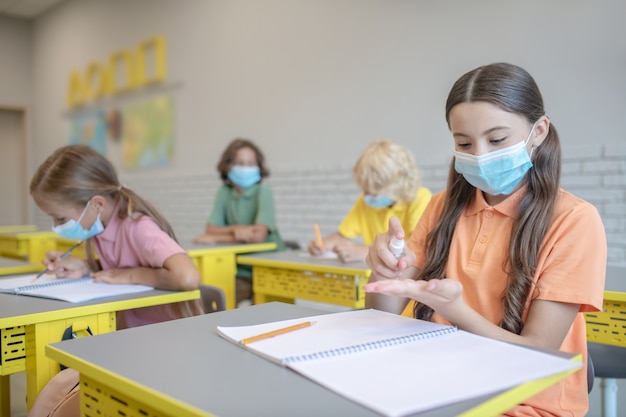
[352, 139, 421, 204]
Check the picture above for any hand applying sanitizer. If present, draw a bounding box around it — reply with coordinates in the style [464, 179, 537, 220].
[389, 236, 405, 259]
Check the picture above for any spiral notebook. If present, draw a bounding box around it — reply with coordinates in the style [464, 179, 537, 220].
[217, 309, 581, 417]
[0, 273, 153, 303]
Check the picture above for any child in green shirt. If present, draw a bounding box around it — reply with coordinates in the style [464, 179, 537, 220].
[194, 138, 285, 305]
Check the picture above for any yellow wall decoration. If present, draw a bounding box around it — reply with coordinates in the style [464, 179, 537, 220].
[66, 36, 167, 108]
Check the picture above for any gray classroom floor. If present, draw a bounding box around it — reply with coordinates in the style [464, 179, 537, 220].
[10, 373, 27, 417]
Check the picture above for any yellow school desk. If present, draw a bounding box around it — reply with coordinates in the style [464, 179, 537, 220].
[0, 287, 200, 414]
[56, 237, 89, 259]
[237, 251, 370, 308]
[0, 224, 38, 233]
[585, 266, 626, 348]
[45, 302, 579, 417]
[186, 242, 276, 310]
[0, 256, 42, 275]
[584, 265, 626, 417]
[0, 230, 58, 264]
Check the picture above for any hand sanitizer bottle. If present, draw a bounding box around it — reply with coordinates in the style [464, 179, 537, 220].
[389, 237, 404, 259]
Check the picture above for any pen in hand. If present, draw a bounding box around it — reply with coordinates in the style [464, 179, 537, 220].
[31, 240, 84, 283]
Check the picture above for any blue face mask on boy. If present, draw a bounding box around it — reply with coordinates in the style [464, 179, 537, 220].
[364, 194, 394, 209]
[453, 123, 537, 196]
[228, 166, 261, 189]
[52, 200, 104, 240]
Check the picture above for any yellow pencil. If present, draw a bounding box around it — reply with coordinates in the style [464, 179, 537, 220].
[241, 321, 314, 345]
[314, 224, 323, 248]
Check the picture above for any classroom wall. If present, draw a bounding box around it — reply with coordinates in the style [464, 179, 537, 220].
[0, 15, 32, 106]
[0, 3, 625, 415]
[0, 0, 625, 264]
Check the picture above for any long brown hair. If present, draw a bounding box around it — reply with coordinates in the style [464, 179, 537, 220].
[414, 63, 561, 334]
[30, 145, 179, 269]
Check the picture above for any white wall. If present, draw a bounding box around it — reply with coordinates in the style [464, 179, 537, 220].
[0, 15, 32, 106]
[20, 0, 626, 262]
[28, 0, 626, 171]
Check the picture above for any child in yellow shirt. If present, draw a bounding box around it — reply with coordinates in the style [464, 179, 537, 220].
[308, 139, 431, 262]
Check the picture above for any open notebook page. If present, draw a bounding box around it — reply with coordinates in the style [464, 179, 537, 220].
[0, 273, 153, 303]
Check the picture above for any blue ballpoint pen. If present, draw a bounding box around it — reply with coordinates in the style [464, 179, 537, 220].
[30, 240, 84, 283]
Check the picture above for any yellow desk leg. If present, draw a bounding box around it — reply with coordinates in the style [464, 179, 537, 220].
[27, 237, 57, 265]
[254, 292, 270, 304]
[24, 313, 115, 410]
[0, 375, 9, 417]
[253, 292, 294, 305]
[193, 253, 237, 310]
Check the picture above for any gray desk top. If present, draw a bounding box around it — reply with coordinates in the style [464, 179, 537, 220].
[47, 302, 557, 417]
[0, 289, 196, 323]
[237, 249, 370, 271]
[184, 241, 276, 251]
[0, 256, 38, 268]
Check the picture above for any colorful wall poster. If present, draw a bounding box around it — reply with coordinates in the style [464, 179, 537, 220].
[122, 95, 173, 168]
[68, 110, 107, 155]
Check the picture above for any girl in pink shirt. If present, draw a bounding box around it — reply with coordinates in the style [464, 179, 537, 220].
[30, 145, 204, 328]
[365, 63, 606, 416]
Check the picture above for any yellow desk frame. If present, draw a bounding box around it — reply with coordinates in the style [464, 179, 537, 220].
[237, 251, 370, 308]
[0, 225, 38, 233]
[0, 231, 58, 264]
[187, 242, 276, 310]
[55, 238, 90, 259]
[48, 360, 579, 417]
[584, 280, 626, 417]
[585, 290, 626, 348]
[0, 256, 43, 275]
[0, 289, 200, 414]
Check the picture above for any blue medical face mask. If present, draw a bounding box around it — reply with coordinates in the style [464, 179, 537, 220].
[52, 200, 104, 240]
[364, 194, 394, 209]
[453, 123, 537, 196]
[228, 165, 261, 189]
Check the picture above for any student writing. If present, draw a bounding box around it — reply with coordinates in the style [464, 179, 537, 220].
[30, 145, 204, 329]
[193, 138, 285, 305]
[364, 63, 606, 416]
[308, 139, 431, 263]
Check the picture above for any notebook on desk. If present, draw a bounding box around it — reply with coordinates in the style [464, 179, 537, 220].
[218, 309, 581, 417]
[297, 250, 338, 260]
[0, 273, 153, 303]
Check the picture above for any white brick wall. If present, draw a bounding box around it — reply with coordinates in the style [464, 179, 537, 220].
[32, 148, 626, 265]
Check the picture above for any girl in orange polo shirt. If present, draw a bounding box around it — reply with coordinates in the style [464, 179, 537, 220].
[364, 63, 606, 417]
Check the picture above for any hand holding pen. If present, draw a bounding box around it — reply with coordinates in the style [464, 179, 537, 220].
[32, 240, 85, 282]
[308, 224, 326, 255]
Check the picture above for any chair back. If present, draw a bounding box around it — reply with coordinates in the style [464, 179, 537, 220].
[283, 240, 301, 250]
[200, 284, 226, 314]
[587, 342, 626, 379]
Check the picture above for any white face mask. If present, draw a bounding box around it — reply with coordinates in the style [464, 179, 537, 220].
[453, 122, 537, 195]
[52, 200, 104, 240]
